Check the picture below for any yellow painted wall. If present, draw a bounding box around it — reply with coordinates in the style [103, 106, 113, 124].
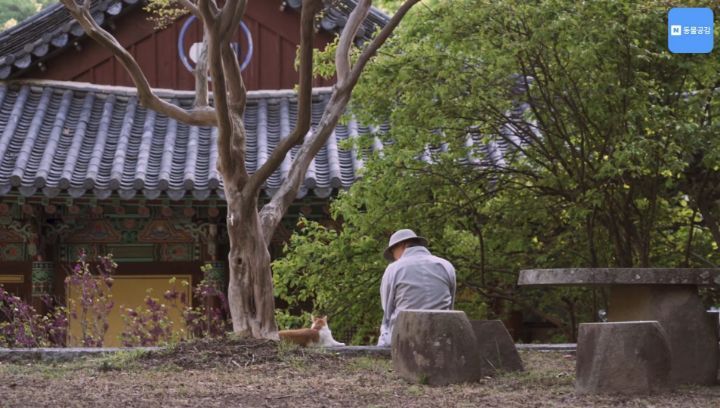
[67, 275, 192, 347]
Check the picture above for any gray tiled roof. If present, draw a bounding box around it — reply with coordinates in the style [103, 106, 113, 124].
[0, 80, 386, 201]
[285, 0, 389, 41]
[0, 0, 389, 80]
[0, 0, 140, 80]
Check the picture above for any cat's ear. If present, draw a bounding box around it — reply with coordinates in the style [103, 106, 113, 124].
[322, 315, 328, 321]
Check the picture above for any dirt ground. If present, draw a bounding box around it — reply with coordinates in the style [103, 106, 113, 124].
[1, 338, 718, 407]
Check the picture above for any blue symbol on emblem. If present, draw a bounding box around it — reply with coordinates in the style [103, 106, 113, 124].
[178, 15, 254, 73]
[668, 8, 714, 54]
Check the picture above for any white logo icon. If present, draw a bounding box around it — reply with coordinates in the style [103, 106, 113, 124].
[671, 25, 682, 36]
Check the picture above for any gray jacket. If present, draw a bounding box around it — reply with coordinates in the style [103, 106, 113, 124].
[377, 246, 456, 347]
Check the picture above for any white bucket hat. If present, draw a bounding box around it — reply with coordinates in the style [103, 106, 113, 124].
[383, 229, 428, 262]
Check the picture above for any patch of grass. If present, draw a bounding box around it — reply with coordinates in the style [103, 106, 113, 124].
[276, 339, 300, 356]
[276, 341, 307, 369]
[0, 357, 93, 379]
[93, 349, 150, 372]
[346, 356, 391, 374]
[406, 384, 424, 396]
[417, 373, 429, 385]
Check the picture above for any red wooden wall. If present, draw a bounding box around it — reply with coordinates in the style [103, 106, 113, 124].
[26, 0, 334, 90]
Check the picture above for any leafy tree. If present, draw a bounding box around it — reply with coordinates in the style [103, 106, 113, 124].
[61, 0, 420, 339]
[0, 0, 55, 30]
[0, 0, 38, 30]
[275, 0, 720, 343]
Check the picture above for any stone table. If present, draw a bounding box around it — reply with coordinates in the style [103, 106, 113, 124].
[518, 268, 720, 385]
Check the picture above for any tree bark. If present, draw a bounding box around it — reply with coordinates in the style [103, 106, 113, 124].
[225, 190, 278, 339]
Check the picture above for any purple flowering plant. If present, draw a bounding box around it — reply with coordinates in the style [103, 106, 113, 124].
[1, 255, 230, 348]
[64, 251, 117, 347]
[0, 286, 67, 347]
[119, 267, 231, 347]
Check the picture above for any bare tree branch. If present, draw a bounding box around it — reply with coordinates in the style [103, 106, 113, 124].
[193, 33, 209, 108]
[197, 0, 218, 22]
[190, 0, 248, 184]
[336, 0, 371, 84]
[220, 0, 247, 44]
[60, 0, 216, 125]
[221, 37, 247, 113]
[177, 0, 201, 17]
[259, 91, 350, 244]
[259, 0, 421, 241]
[244, 0, 322, 196]
[346, 0, 420, 88]
[207, 26, 248, 185]
[59, 0, 217, 126]
[215, 0, 249, 117]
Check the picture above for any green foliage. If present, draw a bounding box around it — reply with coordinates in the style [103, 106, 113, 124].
[275, 309, 312, 330]
[144, 0, 190, 30]
[273, 217, 386, 343]
[346, 356, 391, 373]
[373, 0, 442, 14]
[275, 0, 720, 343]
[0, 0, 50, 31]
[306, 36, 344, 80]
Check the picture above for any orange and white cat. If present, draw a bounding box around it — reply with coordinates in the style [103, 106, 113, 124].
[278, 315, 345, 347]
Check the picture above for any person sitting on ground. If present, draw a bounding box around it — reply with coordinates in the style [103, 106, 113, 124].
[377, 229, 456, 347]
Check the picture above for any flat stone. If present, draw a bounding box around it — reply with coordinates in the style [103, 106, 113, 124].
[576, 321, 672, 395]
[391, 310, 484, 385]
[518, 268, 720, 286]
[470, 320, 523, 373]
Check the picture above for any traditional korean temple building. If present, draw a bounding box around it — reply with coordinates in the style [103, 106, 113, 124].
[0, 0, 389, 342]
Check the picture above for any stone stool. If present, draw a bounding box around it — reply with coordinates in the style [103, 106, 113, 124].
[470, 320, 523, 374]
[575, 321, 672, 395]
[391, 310, 484, 385]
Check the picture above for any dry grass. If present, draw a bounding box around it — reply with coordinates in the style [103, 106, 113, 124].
[0, 339, 718, 407]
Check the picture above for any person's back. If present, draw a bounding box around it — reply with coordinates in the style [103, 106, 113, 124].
[377, 229, 456, 347]
[390, 246, 454, 312]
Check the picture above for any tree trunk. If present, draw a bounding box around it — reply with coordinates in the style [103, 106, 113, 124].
[225, 190, 278, 339]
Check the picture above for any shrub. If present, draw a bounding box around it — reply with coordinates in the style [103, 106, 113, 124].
[119, 267, 232, 347]
[65, 252, 116, 347]
[0, 289, 67, 348]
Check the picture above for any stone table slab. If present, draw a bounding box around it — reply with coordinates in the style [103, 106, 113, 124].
[519, 268, 720, 286]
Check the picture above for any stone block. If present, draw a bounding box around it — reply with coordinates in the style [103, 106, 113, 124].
[609, 285, 719, 385]
[576, 321, 672, 395]
[391, 310, 484, 385]
[470, 320, 523, 374]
